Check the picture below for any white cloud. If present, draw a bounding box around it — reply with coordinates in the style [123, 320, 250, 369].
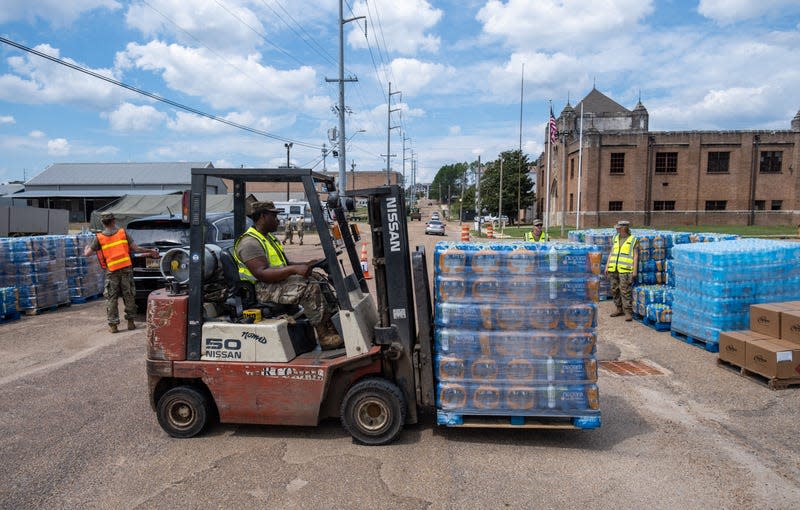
[124, 0, 266, 54]
[347, 0, 443, 54]
[47, 138, 70, 156]
[29, 131, 45, 139]
[105, 102, 167, 131]
[0, 116, 15, 124]
[0, 44, 128, 108]
[116, 41, 319, 112]
[698, 0, 800, 24]
[477, 0, 653, 51]
[387, 58, 455, 96]
[0, 0, 119, 25]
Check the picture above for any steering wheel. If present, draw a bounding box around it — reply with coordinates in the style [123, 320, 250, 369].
[310, 258, 329, 273]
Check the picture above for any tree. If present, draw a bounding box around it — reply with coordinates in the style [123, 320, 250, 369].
[430, 162, 469, 202]
[478, 150, 535, 225]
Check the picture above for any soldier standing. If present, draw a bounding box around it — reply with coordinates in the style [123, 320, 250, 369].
[282, 216, 295, 245]
[84, 212, 158, 333]
[295, 216, 305, 246]
[605, 220, 639, 321]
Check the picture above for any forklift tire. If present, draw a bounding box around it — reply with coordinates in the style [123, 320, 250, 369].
[340, 378, 406, 446]
[156, 386, 210, 438]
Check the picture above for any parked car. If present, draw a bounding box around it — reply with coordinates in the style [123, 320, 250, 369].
[425, 219, 446, 236]
[431, 212, 440, 221]
[125, 212, 248, 309]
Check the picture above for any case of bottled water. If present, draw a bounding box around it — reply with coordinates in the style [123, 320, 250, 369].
[671, 239, 800, 346]
[0, 286, 19, 317]
[433, 242, 601, 426]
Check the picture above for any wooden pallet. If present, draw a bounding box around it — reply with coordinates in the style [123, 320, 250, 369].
[633, 314, 671, 332]
[437, 411, 601, 430]
[23, 301, 71, 316]
[671, 329, 719, 353]
[70, 292, 103, 305]
[716, 358, 800, 390]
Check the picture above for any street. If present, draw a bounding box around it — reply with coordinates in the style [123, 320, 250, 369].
[2, 208, 800, 509]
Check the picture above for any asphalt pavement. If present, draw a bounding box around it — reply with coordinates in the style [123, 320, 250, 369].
[1, 207, 799, 509]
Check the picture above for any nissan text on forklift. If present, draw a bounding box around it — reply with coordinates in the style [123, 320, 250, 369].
[146, 167, 437, 445]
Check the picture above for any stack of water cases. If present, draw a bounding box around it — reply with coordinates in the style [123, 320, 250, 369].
[671, 239, 800, 349]
[0, 286, 20, 320]
[569, 229, 739, 330]
[433, 242, 602, 429]
[0, 236, 70, 313]
[65, 234, 104, 302]
[568, 230, 613, 299]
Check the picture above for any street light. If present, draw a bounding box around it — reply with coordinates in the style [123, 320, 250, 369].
[284, 142, 293, 199]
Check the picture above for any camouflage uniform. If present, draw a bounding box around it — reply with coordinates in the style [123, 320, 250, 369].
[91, 227, 138, 325]
[104, 266, 138, 325]
[295, 217, 304, 245]
[283, 219, 294, 245]
[609, 272, 634, 316]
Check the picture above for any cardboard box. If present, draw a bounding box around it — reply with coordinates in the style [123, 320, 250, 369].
[750, 304, 793, 338]
[745, 339, 800, 380]
[718, 330, 770, 367]
[780, 310, 800, 345]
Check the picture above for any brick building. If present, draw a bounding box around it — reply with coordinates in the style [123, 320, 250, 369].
[536, 88, 800, 227]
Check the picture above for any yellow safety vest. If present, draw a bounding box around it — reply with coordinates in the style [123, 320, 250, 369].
[608, 234, 637, 273]
[233, 227, 287, 282]
[524, 231, 547, 242]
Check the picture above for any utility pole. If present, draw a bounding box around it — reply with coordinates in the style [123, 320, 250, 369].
[284, 142, 292, 200]
[476, 155, 482, 233]
[350, 159, 356, 192]
[402, 134, 410, 189]
[518, 63, 524, 224]
[383, 82, 402, 185]
[325, 0, 363, 204]
[321, 143, 327, 171]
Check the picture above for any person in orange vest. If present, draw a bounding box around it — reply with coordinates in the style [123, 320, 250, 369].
[604, 220, 639, 321]
[84, 212, 158, 333]
[232, 202, 342, 349]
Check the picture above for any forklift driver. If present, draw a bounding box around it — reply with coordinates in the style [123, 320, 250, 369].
[233, 201, 343, 350]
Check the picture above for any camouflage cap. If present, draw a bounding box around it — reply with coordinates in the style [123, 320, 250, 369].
[100, 211, 115, 221]
[249, 201, 281, 215]
[532, 219, 543, 226]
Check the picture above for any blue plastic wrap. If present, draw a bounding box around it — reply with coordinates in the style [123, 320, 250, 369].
[433, 242, 601, 420]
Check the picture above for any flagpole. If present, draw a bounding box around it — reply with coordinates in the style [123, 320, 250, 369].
[545, 101, 552, 234]
[576, 102, 584, 229]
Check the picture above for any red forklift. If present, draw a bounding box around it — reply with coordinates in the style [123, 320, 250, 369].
[146, 168, 435, 445]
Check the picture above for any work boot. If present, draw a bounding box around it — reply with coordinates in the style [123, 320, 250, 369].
[624, 311, 633, 322]
[109, 323, 118, 334]
[610, 308, 624, 317]
[127, 319, 136, 331]
[319, 332, 343, 350]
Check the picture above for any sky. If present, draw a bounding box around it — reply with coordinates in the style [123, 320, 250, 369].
[1, 0, 799, 185]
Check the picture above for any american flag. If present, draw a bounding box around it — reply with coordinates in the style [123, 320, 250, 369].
[549, 106, 558, 144]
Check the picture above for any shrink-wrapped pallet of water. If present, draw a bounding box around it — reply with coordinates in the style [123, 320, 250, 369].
[671, 239, 800, 350]
[433, 242, 601, 429]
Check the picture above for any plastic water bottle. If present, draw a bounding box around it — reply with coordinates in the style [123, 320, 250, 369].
[548, 245, 559, 272]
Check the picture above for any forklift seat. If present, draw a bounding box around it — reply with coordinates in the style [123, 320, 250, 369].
[219, 246, 301, 319]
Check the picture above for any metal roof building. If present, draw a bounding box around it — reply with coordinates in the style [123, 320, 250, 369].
[14, 162, 226, 222]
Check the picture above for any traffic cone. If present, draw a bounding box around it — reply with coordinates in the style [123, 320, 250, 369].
[360, 242, 372, 279]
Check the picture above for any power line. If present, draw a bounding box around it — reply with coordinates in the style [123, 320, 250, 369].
[212, 0, 306, 67]
[266, 0, 338, 67]
[0, 36, 321, 150]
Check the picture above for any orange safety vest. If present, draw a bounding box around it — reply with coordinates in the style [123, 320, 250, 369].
[96, 228, 132, 271]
